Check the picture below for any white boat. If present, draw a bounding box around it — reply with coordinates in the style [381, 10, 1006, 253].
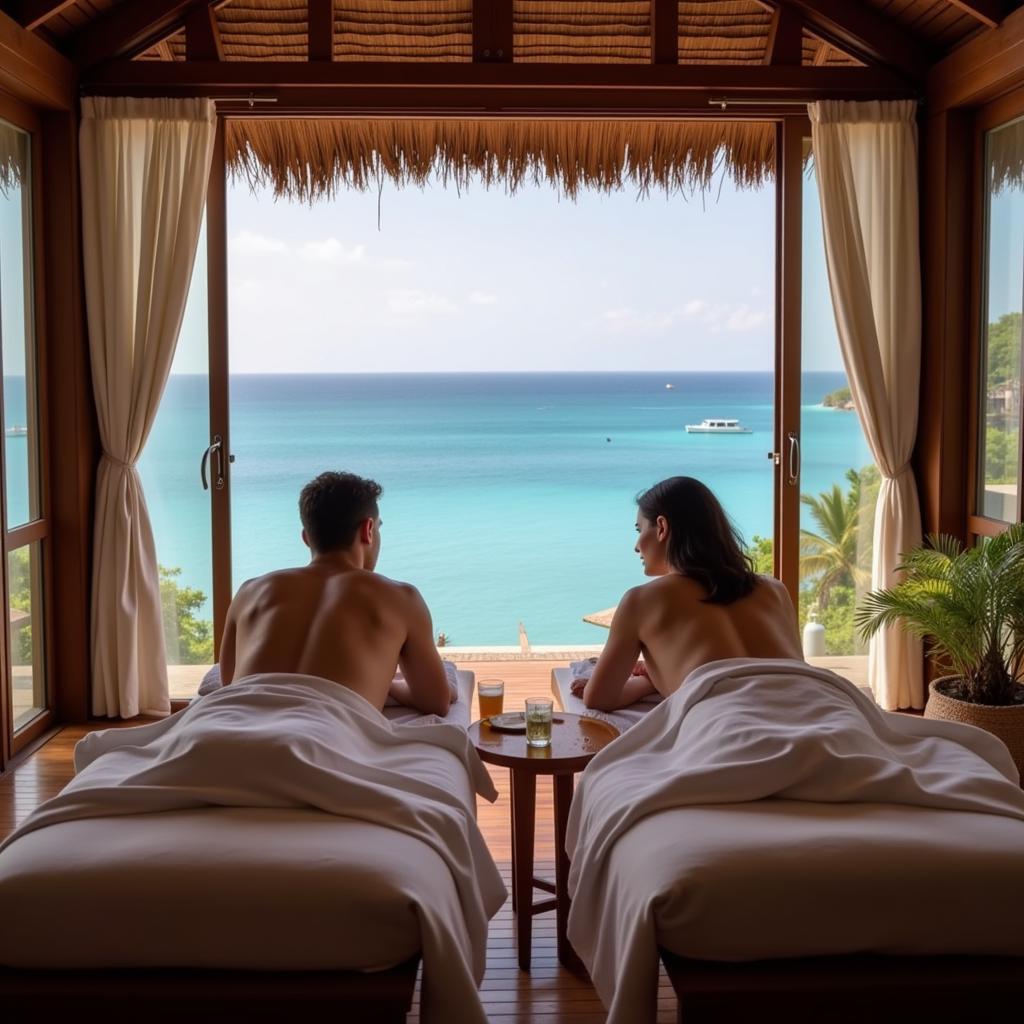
[5, 425, 27, 437]
[665, 383, 675, 390]
[684, 418, 752, 434]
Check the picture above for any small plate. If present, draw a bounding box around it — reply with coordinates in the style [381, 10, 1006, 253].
[487, 712, 527, 733]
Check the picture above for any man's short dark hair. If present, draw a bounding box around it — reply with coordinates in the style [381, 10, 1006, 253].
[299, 472, 382, 553]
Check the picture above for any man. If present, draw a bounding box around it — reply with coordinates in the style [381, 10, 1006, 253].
[219, 471, 452, 716]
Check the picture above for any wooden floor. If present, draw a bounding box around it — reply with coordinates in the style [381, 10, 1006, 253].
[0, 660, 676, 1022]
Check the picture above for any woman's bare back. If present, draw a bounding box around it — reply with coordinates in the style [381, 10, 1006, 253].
[637, 574, 803, 695]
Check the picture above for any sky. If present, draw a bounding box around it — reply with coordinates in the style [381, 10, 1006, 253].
[169, 158, 848, 376]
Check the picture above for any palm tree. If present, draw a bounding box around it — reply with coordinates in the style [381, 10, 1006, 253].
[857, 526, 1024, 705]
[800, 468, 872, 609]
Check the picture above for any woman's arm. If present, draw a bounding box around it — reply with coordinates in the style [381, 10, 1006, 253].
[582, 588, 649, 711]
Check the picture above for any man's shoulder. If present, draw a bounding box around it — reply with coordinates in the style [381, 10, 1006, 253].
[360, 573, 422, 601]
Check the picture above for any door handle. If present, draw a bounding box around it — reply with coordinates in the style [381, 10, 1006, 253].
[200, 436, 224, 491]
[786, 432, 800, 487]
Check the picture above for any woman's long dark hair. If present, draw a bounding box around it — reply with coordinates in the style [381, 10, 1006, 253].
[636, 477, 758, 605]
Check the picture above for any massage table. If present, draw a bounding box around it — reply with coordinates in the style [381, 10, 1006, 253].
[550, 665, 659, 732]
[566, 659, 1024, 1023]
[0, 671, 488, 1024]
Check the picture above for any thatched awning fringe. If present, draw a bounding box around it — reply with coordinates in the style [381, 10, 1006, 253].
[226, 118, 776, 202]
[0, 123, 28, 195]
[988, 120, 1024, 195]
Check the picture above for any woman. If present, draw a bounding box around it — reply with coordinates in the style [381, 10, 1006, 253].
[576, 476, 802, 711]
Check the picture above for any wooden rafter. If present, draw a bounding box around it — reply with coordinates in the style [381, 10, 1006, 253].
[651, 0, 678, 65]
[13, 0, 78, 31]
[472, 0, 512, 62]
[765, 5, 803, 66]
[759, 0, 930, 80]
[80, 59, 916, 115]
[72, 0, 230, 71]
[185, 3, 221, 61]
[946, 1, 1011, 28]
[0, 5, 75, 108]
[307, 0, 333, 61]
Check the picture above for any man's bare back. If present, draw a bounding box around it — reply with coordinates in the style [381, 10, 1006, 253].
[219, 561, 451, 716]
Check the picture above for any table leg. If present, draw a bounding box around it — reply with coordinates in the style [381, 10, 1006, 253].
[510, 768, 536, 971]
[509, 769, 517, 911]
[553, 772, 580, 969]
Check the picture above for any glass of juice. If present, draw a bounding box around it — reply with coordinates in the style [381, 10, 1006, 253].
[478, 679, 505, 719]
[525, 698, 553, 748]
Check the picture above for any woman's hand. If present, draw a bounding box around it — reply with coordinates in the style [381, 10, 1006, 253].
[570, 675, 588, 697]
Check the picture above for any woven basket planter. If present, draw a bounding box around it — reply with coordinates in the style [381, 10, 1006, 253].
[924, 677, 1024, 782]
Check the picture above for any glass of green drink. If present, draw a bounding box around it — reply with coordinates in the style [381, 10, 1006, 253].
[525, 698, 553, 748]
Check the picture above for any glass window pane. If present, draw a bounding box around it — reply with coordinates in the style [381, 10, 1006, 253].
[0, 119, 40, 529]
[8, 541, 45, 730]
[800, 151, 875, 686]
[978, 118, 1024, 522]
[137, 219, 213, 700]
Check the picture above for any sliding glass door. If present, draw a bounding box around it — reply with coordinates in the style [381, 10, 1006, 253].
[0, 103, 53, 758]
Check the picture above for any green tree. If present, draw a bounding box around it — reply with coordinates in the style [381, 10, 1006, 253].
[159, 565, 214, 665]
[986, 312, 1022, 387]
[746, 534, 774, 575]
[799, 467, 874, 609]
[985, 424, 1020, 485]
[8, 546, 33, 664]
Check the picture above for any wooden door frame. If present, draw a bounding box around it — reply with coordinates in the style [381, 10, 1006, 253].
[966, 87, 1024, 541]
[0, 90, 57, 757]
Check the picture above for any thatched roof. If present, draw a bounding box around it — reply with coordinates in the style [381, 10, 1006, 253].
[0, 123, 28, 194]
[226, 117, 776, 201]
[988, 119, 1024, 194]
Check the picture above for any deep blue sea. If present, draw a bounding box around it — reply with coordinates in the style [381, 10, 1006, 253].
[128, 371, 870, 646]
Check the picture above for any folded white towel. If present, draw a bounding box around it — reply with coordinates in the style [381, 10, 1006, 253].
[198, 661, 460, 706]
[569, 658, 663, 705]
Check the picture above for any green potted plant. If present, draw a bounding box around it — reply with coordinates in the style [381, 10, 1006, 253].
[856, 525, 1024, 777]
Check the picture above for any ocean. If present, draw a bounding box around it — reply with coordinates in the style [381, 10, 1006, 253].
[131, 371, 870, 647]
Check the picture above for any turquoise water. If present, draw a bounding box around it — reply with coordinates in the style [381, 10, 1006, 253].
[136, 371, 869, 646]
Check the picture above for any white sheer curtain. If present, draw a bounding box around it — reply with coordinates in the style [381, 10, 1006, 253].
[81, 97, 216, 718]
[808, 100, 923, 710]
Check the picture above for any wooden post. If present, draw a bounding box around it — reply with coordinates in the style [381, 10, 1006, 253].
[308, 0, 334, 62]
[651, 0, 677, 65]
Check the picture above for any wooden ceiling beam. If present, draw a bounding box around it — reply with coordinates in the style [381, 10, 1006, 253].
[946, 1, 1011, 28]
[651, 0, 678, 64]
[307, 0, 333, 61]
[765, 5, 803, 66]
[13, 1, 78, 32]
[72, 0, 229, 71]
[185, 3, 221, 61]
[80, 59, 916, 115]
[0, 5, 75, 107]
[767, 1, 930, 81]
[472, 0, 511, 62]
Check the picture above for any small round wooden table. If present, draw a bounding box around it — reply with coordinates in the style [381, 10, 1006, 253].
[468, 713, 620, 972]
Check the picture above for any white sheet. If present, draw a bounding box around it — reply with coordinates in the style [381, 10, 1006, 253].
[385, 668, 474, 726]
[566, 658, 1024, 1024]
[0, 674, 506, 1024]
[551, 667, 656, 732]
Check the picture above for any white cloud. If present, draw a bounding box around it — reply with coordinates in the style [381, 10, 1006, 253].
[720, 305, 771, 332]
[467, 290, 498, 305]
[600, 299, 769, 335]
[387, 288, 460, 316]
[299, 238, 366, 263]
[230, 230, 288, 255]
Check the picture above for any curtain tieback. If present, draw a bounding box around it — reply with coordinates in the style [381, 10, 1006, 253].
[880, 462, 913, 481]
[101, 452, 136, 471]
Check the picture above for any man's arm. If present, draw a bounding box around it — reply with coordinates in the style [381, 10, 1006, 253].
[582, 588, 646, 711]
[396, 585, 451, 717]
